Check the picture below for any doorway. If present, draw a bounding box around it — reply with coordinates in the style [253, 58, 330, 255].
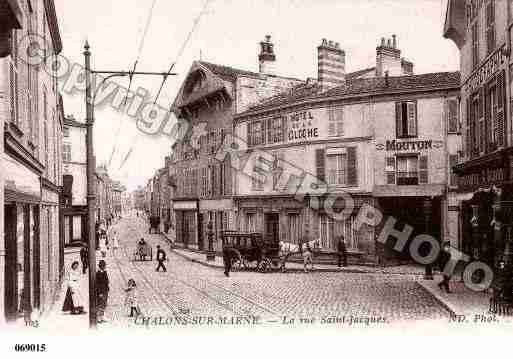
[264, 213, 280, 247]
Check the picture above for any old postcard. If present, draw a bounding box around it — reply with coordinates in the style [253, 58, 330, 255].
[1, 0, 512, 356]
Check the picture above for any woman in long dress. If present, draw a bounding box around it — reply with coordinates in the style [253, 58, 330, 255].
[62, 261, 85, 315]
[112, 230, 119, 253]
[99, 234, 108, 258]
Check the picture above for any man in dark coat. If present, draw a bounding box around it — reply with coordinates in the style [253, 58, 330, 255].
[437, 242, 452, 293]
[96, 260, 109, 324]
[223, 247, 239, 277]
[79, 245, 89, 274]
[337, 236, 348, 268]
[155, 245, 167, 272]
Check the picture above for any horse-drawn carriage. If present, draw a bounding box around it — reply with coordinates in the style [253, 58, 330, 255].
[221, 230, 280, 272]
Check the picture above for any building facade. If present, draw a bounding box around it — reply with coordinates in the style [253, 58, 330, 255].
[234, 38, 461, 265]
[1, 0, 64, 323]
[444, 0, 513, 269]
[62, 115, 87, 246]
[170, 35, 303, 251]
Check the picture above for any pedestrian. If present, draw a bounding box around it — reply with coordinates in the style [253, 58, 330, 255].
[62, 261, 85, 315]
[112, 230, 119, 253]
[124, 279, 140, 318]
[437, 242, 452, 293]
[155, 245, 167, 272]
[96, 260, 110, 324]
[302, 242, 314, 273]
[222, 246, 239, 277]
[99, 234, 108, 258]
[337, 236, 348, 268]
[278, 241, 288, 273]
[79, 244, 89, 275]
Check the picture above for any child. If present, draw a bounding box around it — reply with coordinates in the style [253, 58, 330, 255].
[125, 279, 140, 317]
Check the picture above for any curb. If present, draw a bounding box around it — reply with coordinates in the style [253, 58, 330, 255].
[416, 280, 458, 317]
[170, 247, 425, 275]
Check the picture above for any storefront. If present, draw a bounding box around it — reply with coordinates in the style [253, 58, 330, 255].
[173, 200, 199, 249]
[3, 152, 42, 322]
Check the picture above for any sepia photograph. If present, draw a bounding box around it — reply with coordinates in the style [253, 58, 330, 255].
[0, 0, 512, 356]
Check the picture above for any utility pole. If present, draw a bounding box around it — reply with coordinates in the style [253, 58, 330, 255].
[83, 41, 178, 329]
[84, 41, 97, 329]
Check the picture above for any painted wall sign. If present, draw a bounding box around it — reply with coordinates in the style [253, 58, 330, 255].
[377, 139, 435, 151]
[287, 111, 319, 142]
[459, 167, 506, 191]
[464, 46, 506, 93]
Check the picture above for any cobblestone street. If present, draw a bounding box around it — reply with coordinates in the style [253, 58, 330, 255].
[90, 216, 451, 329]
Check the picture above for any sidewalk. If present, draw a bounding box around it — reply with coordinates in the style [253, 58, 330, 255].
[162, 233, 426, 276]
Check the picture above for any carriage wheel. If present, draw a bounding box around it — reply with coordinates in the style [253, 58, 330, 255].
[259, 259, 270, 273]
[231, 249, 242, 271]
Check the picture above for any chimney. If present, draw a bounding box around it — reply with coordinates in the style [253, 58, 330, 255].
[401, 58, 414, 75]
[318, 38, 345, 91]
[258, 35, 276, 75]
[375, 35, 402, 77]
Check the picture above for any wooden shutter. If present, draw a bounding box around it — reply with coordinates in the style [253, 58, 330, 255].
[315, 149, 326, 183]
[486, 0, 495, 54]
[449, 154, 458, 187]
[448, 99, 459, 133]
[407, 102, 417, 136]
[395, 102, 403, 137]
[267, 118, 273, 143]
[347, 147, 357, 186]
[419, 156, 428, 184]
[496, 70, 505, 147]
[328, 108, 336, 136]
[337, 108, 344, 137]
[281, 116, 286, 142]
[385, 157, 396, 185]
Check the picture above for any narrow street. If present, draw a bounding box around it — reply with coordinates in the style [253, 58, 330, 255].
[90, 215, 451, 328]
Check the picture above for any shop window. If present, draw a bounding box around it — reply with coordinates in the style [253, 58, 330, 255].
[328, 106, 344, 137]
[319, 214, 360, 251]
[395, 101, 417, 138]
[267, 117, 285, 143]
[287, 213, 301, 244]
[486, 0, 495, 55]
[447, 98, 459, 133]
[248, 121, 266, 146]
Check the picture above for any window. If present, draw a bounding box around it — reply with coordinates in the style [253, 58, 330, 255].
[248, 121, 265, 146]
[319, 214, 333, 249]
[328, 107, 344, 137]
[486, 0, 495, 55]
[449, 154, 459, 187]
[63, 127, 70, 137]
[472, 20, 479, 69]
[267, 117, 284, 143]
[287, 213, 301, 244]
[396, 155, 419, 185]
[246, 213, 256, 232]
[272, 151, 283, 191]
[9, 31, 19, 126]
[485, 72, 505, 150]
[251, 154, 266, 191]
[447, 98, 459, 133]
[395, 101, 417, 138]
[327, 153, 347, 186]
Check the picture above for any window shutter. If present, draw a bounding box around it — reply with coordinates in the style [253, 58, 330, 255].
[267, 118, 272, 144]
[337, 108, 344, 137]
[466, 98, 472, 156]
[281, 116, 287, 142]
[449, 154, 458, 187]
[315, 149, 326, 183]
[328, 109, 336, 136]
[347, 147, 357, 186]
[395, 102, 403, 137]
[407, 102, 417, 136]
[497, 70, 505, 147]
[448, 99, 459, 133]
[419, 156, 428, 184]
[385, 157, 396, 185]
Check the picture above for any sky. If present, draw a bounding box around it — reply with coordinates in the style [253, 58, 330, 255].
[54, 0, 460, 191]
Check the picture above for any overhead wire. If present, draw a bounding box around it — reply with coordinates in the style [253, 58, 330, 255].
[118, 0, 213, 173]
[108, 0, 158, 170]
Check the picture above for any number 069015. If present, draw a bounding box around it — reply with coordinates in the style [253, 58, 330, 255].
[14, 344, 46, 352]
